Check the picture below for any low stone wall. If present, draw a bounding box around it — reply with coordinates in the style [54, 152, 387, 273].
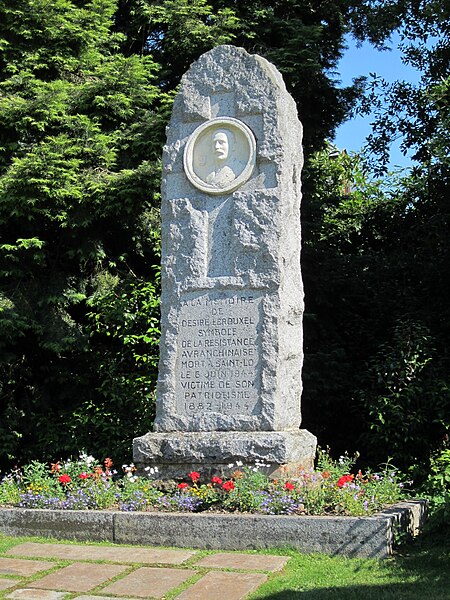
[0, 500, 427, 559]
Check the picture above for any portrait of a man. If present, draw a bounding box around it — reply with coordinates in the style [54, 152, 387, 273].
[205, 128, 244, 188]
[183, 117, 256, 195]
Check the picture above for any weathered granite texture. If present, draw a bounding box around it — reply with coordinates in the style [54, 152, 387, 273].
[0, 501, 428, 558]
[134, 430, 317, 479]
[133, 45, 316, 476]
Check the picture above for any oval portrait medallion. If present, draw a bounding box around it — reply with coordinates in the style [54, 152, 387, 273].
[183, 117, 256, 195]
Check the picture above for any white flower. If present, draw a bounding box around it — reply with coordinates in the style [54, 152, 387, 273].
[144, 466, 151, 472]
[228, 463, 234, 468]
[79, 453, 96, 466]
[154, 466, 159, 473]
[236, 461, 243, 467]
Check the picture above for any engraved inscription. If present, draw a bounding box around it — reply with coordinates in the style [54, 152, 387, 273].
[176, 292, 261, 416]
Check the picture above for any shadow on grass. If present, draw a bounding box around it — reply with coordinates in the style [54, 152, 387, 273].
[257, 582, 450, 600]
[255, 535, 450, 600]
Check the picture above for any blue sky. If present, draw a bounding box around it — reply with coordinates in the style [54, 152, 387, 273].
[333, 33, 422, 168]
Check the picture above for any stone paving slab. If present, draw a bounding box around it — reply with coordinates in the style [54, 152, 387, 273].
[0, 578, 20, 591]
[194, 552, 289, 572]
[6, 590, 68, 600]
[9, 543, 195, 565]
[0, 542, 286, 600]
[0, 558, 54, 577]
[28, 563, 128, 593]
[176, 571, 268, 600]
[100, 566, 195, 599]
[75, 596, 142, 600]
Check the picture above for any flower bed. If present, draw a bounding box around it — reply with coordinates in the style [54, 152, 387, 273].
[0, 450, 408, 517]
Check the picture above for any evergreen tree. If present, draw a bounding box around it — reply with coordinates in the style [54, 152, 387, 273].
[0, 0, 165, 467]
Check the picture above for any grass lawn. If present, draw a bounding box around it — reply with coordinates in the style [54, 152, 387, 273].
[250, 534, 450, 599]
[0, 532, 449, 600]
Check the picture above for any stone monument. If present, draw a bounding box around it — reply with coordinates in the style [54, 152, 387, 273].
[133, 45, 317, 478]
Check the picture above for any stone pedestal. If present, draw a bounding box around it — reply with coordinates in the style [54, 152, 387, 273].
[133, 45, 316, 478]
[134, 430, 317, 479]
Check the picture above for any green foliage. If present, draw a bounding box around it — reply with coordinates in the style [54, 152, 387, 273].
[301, 139, 450, 476]
[72, 276, 160, 460]
[301, 146, 400, 454]
[420, 443, 450, 531]
[221, 466, 271, 513]
[360, 1, 450, 173]
[358, 320, 450, 473]
[0, 0, 163, 469]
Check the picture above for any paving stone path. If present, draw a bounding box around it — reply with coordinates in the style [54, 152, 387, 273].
[0, 542, 289, 600]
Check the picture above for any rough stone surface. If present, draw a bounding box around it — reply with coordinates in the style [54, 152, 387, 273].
[176, 571, 267, 600]
[100, 567, 195, 598]
[9, 542, 195, 565]
[6, 591, 67, 600]
[378, 500, 428, 540]
[0, 509, 113, 542]
[114, 511, 393, 559]
[155, 45, 304, 434]
[0, 501, 428, 558]
[133, 44, 316, 476]
[28, 563, 127, 593]
[0, 578, 19, 590]
[76, 597, 142, 600]
[194, 553, 289, 571]
[0, 559, 54, 577]
[133, 430, 317, 478]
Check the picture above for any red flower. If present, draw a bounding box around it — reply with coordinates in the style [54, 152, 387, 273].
[222, 480, 235, 491]
[178, 482, 189, 490]
[284, 481, 295, 491]
[104, 457, 113, 470]
[322, 471, 330, 479]
[337, 474, 354, 488]
[188, 471, 200, 483]
[58, 474, 71, 484]
[78, 472, 89, 480]
[211, 476, 223, 485]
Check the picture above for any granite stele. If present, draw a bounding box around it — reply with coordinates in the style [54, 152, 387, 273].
[133, 45, 317, 479]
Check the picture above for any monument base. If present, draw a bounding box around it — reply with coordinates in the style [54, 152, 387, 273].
[133, 430, 317, 480]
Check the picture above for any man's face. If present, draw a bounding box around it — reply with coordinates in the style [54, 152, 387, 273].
[213, 131, 229, 161]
